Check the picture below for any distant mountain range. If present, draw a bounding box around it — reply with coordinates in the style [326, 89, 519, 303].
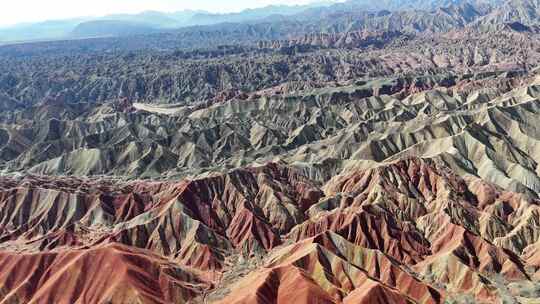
[2, 0, 539, 52]
[0, 0, 512, 43]
[0, 0, 538, 46]
[0, 2, 339, 42]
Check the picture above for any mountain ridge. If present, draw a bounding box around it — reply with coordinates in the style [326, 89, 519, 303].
[2, 0, 540, 303]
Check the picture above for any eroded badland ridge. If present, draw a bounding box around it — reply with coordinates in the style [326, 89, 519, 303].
[1, 0, 540, 303]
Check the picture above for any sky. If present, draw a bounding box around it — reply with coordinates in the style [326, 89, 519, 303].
[0, 0, 316, 26]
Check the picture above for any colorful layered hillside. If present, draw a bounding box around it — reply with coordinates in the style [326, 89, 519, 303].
[0, 158, 538, 303]
[2, 0, 540, 303]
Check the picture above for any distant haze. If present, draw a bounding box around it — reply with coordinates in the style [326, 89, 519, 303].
[0, 0, 318, 27]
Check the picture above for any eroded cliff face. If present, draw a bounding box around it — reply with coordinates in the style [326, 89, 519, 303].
[0, 158, 537, 303]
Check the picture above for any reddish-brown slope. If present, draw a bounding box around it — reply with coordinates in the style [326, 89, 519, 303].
[343, 281, 414, 304]
[0, 158, 539, 303]
[215, 265, 338, 304]
[0, 243, 211, 304]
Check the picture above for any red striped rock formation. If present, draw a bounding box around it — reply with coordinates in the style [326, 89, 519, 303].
[0, 243, 211, 304]
[0, 158, 538, 303]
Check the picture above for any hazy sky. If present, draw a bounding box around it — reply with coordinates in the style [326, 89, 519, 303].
[1, 0, 315, 26]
